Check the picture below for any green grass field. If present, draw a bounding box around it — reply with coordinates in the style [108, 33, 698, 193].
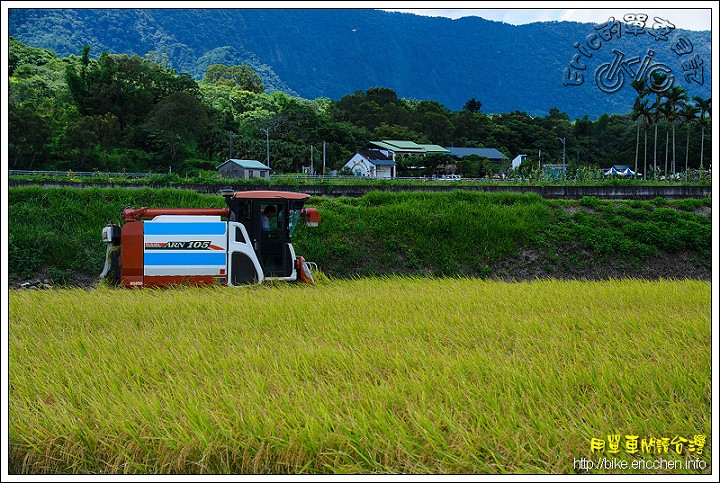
[8, 277, 711, 474]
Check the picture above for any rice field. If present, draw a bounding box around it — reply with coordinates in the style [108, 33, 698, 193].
[8, 277, 711, 474]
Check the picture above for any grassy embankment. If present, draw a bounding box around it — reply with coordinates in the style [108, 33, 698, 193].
[7, 186, 712, 285]
[8, 278, 711, 474]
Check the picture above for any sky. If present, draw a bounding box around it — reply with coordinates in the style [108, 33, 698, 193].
[381, 5, 714, 32]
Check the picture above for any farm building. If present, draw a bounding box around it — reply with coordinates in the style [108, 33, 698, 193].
[444, 147, 506, 163]
[217, 159, 271, 179]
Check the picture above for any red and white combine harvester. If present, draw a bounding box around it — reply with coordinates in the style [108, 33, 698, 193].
[100, 190, 321, 287]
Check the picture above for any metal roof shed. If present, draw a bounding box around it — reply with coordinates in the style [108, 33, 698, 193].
[217, 159, 271, 179]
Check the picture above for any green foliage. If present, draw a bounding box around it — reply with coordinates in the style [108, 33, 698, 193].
[578, 196, 602, 209]
[203, 64, 265, 93]
[144, 91, 210, 163]
[551, 195, 711, 270]
[8, 234, 44, 279]
[8, 36, 56, 75]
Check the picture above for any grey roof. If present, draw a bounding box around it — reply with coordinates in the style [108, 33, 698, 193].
[217, 159, 270, 170]
[355, 148, 396, 167]
[368, 159, 397, 166]
[359, 148, 393, 161]
[445, 147, 505, 159]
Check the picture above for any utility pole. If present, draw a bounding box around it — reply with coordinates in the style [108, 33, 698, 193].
[557, 137, 566, 172]
[322, 140, 326, 176]
[310, 142, 315, 176]
[259, 128, 270, 168]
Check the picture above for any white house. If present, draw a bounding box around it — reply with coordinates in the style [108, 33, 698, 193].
[343, 148, 396, 178]
[342, 140, 452, 179]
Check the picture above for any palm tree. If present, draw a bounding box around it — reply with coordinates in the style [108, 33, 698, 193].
[663, 85, 689, 176]
[630, 78, 651, 178]
[634, 99, 653, 180]
[678, 102, 699, 176]
[664, 114, 670, 178]
[650, 96, 665, 180]
[693, 96, 711, 169]
[654, 91, 673, 179]
[649, 72, 669, 179]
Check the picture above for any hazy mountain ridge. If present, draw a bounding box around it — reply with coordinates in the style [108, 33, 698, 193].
[8, 8, 711, 119]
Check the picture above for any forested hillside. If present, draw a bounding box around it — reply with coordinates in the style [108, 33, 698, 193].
[8, 35, 712, 179]
[8, 8, 712, 120]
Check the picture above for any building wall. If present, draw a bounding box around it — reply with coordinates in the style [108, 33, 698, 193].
[219, 165, 269, 179]
[343, 154, 371, 177]
[375, 165, 394, 179]
[219, 165, 244, 178]
[511, 155, 527, 170]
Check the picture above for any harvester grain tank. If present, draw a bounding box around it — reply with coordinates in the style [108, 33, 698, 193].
[100, 190, 321, 287]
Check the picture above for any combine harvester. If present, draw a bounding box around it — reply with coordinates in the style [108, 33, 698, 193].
[100, 189, 321, 287]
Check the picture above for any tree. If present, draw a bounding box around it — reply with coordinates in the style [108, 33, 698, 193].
[455, 154, 485, 178]
[66, 48, 199, 129]
[693, 96, 711, 169]
[663, 105, 670, 178]
[143, 91, 210, 172]
[678, 102, 699, 175]
[8, 104, 51, 169]
[662, 85, 689, 175]
[62, 116, 101, 170]
[64, 46, 92, 114]
[633, 99, 653, 179]
[453, 109, 491, 145]
[463, 98, 483, 113]
[648, 92, 664, 178]
[204, 64, 265, 93]
[374, 122, 417, 141]
[327, 90, 368, 123]
[232, 65, 265, 93]
[420, 111, 455, 145]
[645, 72, 677, 179]
[9, 36, 56, 76]
[630, 78, 651, 177]
[425, 153, 454, 177]
[366, 87, 398, 106]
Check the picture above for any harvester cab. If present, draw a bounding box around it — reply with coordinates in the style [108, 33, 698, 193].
[100, 190, 321, 288]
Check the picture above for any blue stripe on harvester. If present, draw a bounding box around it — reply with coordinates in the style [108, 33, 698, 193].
[144, 222, 226, 235]
[145, 252, 226, 266]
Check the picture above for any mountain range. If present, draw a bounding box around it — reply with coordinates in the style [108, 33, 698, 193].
[8, 8, 712, 120]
